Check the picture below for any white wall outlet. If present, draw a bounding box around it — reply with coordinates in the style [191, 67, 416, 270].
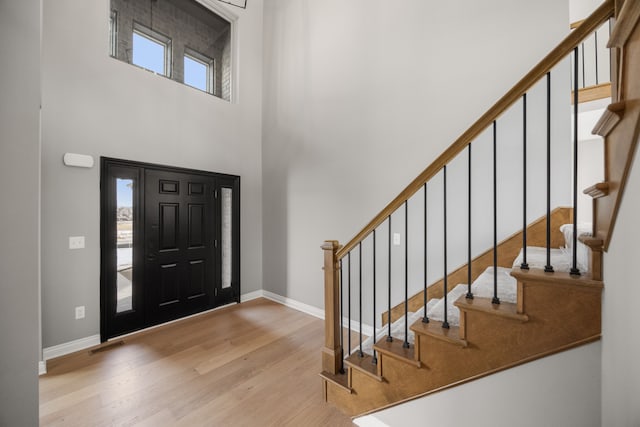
[69, 236, 85, 249]
[393, 233, 401, 246]
[75, 306, 85, 320]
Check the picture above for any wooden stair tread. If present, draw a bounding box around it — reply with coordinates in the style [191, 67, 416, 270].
[410, 318, 467, 347]
[583, 182, 610, 198]
[373, 337, 421, 368]
[572, 82, 612, 104]
[319, 370, 352, 393]
[344, 353, 383, 381]
[454, 296, 528, 322]
[579, 235, 604, 250]
[511, 268, 603, 289]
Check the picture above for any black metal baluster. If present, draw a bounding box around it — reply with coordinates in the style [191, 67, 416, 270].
[387, 215, 393, 342]
[545, 72, 554, 273]
[347, 252, 352, 355]
[581, 42, 586, 88]
[521, 94, 529, 270]
[423, 183, 429, 323]
[571, 47, 581, 276]
[492, 121, 500, 305]
[403, 201, 410, 348]
[467, 144, 474, 300]
[339, 259, 345, 373]
[443, 166, 450, 329]
[358, 242, 364, 357]
[372, 230, 378, 364]
[595, 31, 599, 85]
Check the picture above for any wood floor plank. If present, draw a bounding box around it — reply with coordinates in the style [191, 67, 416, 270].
[40, 298, 353, 427]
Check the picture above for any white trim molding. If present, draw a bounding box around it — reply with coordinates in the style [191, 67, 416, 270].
[242, 290, 374, 336]
[194, 0, 239, 103]
[260, 290, 325, 320]
[38, 361, 47, 376]
[240, 290, 264, 302]
[43, 334, 101, 361]
[354, 415, 391, 427]
[241, 289, 322, 316]
[346, 318, 374, 338]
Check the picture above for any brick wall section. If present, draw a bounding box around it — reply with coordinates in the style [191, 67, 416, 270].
[111, 0, 231, 101]
[219, 29, 231, 101]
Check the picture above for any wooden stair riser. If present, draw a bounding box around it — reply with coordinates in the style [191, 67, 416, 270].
[344, 353, 382, 383]
[373, 338, 421, 368]
[324, 273, 602, 416]
[326, 349, 439, 416]
[415, 280, 601, 396]
[384, 207, 572, 325]
[579, 236, 605, 281]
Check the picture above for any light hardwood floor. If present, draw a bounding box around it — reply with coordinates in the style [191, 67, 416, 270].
[40, 298, 354, 426]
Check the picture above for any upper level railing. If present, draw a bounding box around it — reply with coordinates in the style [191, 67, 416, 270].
[570, 17, 613, 102]
[336, 0, 614, 260]
[322, 0, 617, 376]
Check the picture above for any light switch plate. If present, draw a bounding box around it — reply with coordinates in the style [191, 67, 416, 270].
[75, 306, 85, 320]
[393, 233, 401, 246]
[69, 236, 85, 249]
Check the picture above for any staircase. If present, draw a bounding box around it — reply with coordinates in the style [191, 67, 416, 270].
[320, 0, 640, 418]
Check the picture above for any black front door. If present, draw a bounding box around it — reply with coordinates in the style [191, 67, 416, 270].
[101, 158, 240, 341]
[144, 169, 215, 324]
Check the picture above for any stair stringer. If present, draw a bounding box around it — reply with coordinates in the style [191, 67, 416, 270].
[323, 269, 602, 417]
[592, 0, 640, 251]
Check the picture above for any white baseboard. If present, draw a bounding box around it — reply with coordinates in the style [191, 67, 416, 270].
[346, 318, 374, 338]
[261, 290, 325, 319]
[38, 360, 47, 376]
[353, 414, 391, 427]
[240, 290, 264, 302]
[254, 290, 374, 336]
[43, 334, 101, 361]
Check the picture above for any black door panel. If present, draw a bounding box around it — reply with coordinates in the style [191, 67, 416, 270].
[145, 169, 215, 323]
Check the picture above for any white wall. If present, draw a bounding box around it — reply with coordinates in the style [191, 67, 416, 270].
[262, 0, 570, 310]
[601, 141, 640, 426]
[570, 0, 605, 22]
[41, 0, 264, 347]
[576, 106, 607, 225]
[0, 0, 41, 424]
[356, 342, 602, 427]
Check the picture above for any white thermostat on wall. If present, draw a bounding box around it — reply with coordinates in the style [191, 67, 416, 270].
[63, 153, 94, 168]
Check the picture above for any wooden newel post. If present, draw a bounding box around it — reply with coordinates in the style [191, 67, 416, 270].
[321, 240, 343, 374]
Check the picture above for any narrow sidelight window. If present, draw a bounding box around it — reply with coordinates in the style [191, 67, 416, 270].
[221, 187, 233, 289]
[116, 178, 134, 313]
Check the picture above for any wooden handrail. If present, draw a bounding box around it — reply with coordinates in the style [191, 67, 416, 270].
[336, 0, 614, 259]
[571, 19, 586, 29]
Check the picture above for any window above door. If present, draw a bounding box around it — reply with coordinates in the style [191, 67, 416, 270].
[109, 0, 235, 101]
